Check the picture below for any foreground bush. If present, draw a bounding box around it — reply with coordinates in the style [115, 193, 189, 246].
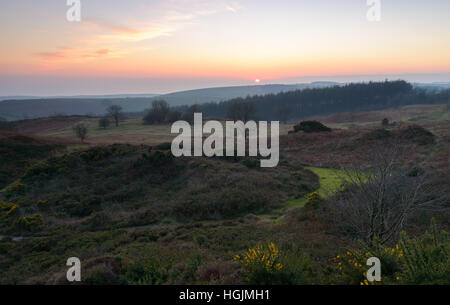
[234, 242, 314, 285]
[293, 121, 331, 133]
[398, 220, 449, 284]
[330, 220, 449, 285]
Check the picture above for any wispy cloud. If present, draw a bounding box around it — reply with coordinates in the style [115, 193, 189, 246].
[88, 21, 175, 43]
[34, 51, 67, 60]
[33, 0, 244, 62]
[34, 47, 116, 62]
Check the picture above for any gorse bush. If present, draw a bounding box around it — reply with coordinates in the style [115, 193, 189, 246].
[5, 204, 19, 216]
[305, 191, 323, 209]
[332, 244, 402, 285]
[6, 183, 25, 195]
[398, 219, 449, 284]
[293, 121, 332, 133]
[331, 220, 449, 285]
[16, 214, 44, 232]
[234, 242, 283, 285]
[233, 242, 316, 285]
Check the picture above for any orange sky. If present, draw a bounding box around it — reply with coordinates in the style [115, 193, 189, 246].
[1, 0, 449, 94]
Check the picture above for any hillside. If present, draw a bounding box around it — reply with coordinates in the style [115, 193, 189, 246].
[0, 83, 338, 121]
[1, 112, 449, 285]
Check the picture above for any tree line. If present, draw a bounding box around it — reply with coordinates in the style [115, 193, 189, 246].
[169, 80, 450, 122]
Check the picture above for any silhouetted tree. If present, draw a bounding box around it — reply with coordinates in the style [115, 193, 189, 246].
[73, 124, 88, 143]
[182, 104, 199, 123]
[107, 105, 123, 127]
[143, 100, 170, 124]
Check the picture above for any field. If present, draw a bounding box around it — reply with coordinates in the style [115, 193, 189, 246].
[307, 104, 449, 129]
[0, 104, 449, 285]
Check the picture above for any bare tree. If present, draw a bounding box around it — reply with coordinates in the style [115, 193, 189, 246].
[107, 105, 123, 127]
[329, 141, 448, 245]
[73, 124, 88, 143]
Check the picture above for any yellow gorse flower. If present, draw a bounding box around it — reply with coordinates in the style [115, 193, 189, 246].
[234, 242, 283, 272]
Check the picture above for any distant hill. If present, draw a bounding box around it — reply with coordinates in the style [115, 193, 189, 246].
[0, 82, 338, 120]
[413, 82, 450, 92]
[0, 94, 160, 101]
[155, 82, 339, 106]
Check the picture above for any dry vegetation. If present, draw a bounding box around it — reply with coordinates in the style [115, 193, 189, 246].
[0, 104, 448, 285]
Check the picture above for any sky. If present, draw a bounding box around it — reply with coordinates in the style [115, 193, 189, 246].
[1, 0, 450, 95]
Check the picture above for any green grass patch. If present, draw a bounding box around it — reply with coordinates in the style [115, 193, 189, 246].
[304, 166, 343, 197]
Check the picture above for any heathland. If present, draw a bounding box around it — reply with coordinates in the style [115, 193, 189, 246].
[0, 81, 448, 285]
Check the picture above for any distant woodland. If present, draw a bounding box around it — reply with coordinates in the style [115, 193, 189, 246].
[173, 81, 450, 121]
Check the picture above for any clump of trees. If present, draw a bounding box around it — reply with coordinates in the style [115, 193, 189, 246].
[293, 121, 332, 133]
[73, 123, 88, 143]
[143, 100, 197, 125]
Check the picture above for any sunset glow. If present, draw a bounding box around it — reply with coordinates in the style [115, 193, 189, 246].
[1, 0, 450, 95]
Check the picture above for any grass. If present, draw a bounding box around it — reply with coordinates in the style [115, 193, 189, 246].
[304, 166, 343, 197]
[40, 117, 296, 146]
[260, 166, 344, 224]
[41, 117, 174, 145]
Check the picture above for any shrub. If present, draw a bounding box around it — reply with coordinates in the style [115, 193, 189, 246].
[398, 219, 449, 284]
[7, 183, 25, 194]
[37, 200, 49, 210]
[122, 259, 171, 285]
[84, 265, 119, 285]
[331, 244, 402, 285]
[5, 204, 20, 216]
[241, 158, 260, 169]
[399, 125, 435, 145]
[293, 121, 331, 133]
[305, 191, 323, 209]
[234, 243, 284, 285]
[0, 201, 16, 212]
[173, 189, 273, 221]
[16, 214, 44, 232]
[154, 142, 172, 150]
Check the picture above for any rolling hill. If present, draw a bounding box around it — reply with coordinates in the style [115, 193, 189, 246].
[0, 82, 338, 121]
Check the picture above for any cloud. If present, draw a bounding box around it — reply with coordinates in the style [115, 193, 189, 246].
[96, 49, 110, 55]
[81, 20, 175, 43]
[34, 1, 244, 62]
[84, 21, 141, 35]
[34, 51, 66, 60]
[34, 47, 114, 62]
[226, 1, 244, 13]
